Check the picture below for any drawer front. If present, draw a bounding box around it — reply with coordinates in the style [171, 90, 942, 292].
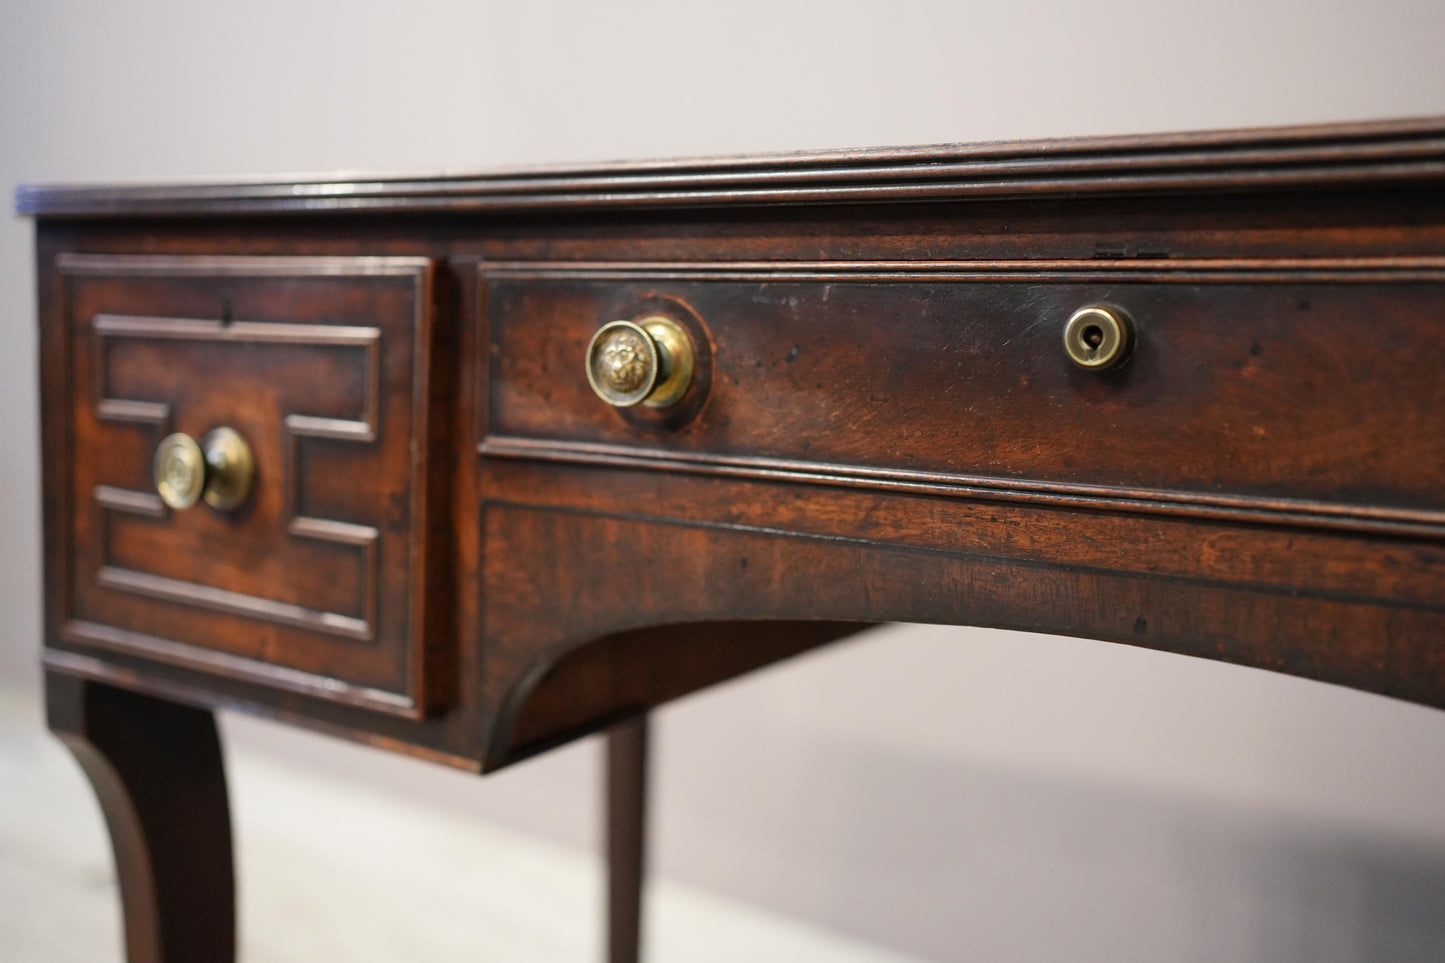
[484, 263, 1445, 525]
[57, 255, 439, 716]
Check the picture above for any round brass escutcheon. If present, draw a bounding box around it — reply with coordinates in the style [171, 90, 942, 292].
[586, 315, 695, 408]
[153, 427, 255, 512]
[1063, 305, 1132, 370]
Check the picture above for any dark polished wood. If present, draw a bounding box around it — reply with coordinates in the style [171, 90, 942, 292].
[46, 672, 234, 963]
[58, 254, 443, 717]
[22, 116, 1445, 959]
[606, 715, 649, 963]
[17, 116, 1445, 217]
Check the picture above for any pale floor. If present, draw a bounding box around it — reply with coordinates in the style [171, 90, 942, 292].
[0, 691, 922, 963]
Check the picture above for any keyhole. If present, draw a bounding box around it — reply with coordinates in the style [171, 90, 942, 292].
[1063, 306, 1131, 370]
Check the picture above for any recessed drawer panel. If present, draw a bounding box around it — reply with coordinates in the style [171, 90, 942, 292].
[484, 263, 1445, 525]
[59, 255, 440, 717]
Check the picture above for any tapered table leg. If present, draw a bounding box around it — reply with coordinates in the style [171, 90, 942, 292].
[606, 714, 649, 963]
[46, 672, 235, 963]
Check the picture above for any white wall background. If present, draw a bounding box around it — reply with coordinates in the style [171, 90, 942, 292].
[4, 2, 1445, 960]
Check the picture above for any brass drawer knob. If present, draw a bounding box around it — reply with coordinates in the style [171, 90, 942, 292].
[1063, 305, 1132, 370]
[153, 427, 255, 511]
[586, 316, 695, 408]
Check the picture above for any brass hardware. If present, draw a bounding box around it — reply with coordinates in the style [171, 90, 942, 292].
[586, 315, 695, 408]
[1063, 306, 1132, 370]
[153, 427, 255, 512]
[154, 433, 206, 510]
[199, 427, 255, 510]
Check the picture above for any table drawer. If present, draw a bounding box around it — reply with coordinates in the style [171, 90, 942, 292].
[56, 255, 441, 717]
[484, 263, 1445, 525]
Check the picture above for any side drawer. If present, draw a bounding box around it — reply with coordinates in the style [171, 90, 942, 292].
[52, 254, 442, 717]
[483, 262, 1445, 528]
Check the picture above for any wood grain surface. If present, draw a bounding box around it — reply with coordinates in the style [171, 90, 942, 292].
[25, 117, 1445, 773]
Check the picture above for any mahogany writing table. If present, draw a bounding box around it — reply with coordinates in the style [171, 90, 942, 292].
[17, 117, 1445, 961]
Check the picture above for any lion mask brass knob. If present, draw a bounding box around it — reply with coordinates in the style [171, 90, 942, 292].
[153, 427, 255, 512]
[586, 316, 695, 408]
